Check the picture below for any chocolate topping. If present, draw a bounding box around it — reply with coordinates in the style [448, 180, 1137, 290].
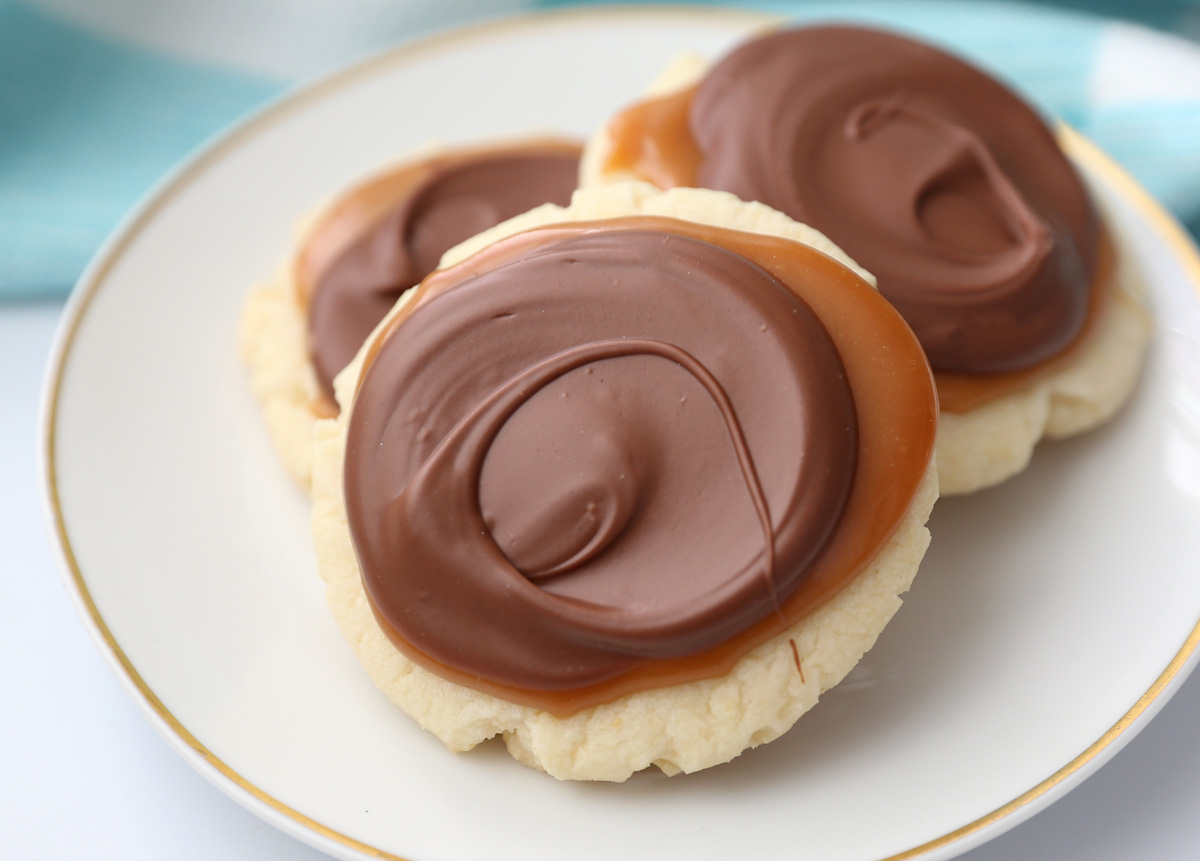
[606, 26, 1101, 377]
[304, 142, 580, 401]
[343, 217, 938, 712]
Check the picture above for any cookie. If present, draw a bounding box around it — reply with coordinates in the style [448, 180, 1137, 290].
[239, 139, 581, 486]
[311, 183, 939, 781]
[581, 26, 1152, 494]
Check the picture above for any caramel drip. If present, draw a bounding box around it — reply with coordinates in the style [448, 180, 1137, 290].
[605, 84, 701, 189]
[346, 217, 936, 714]
[601, 27, 1106, 411]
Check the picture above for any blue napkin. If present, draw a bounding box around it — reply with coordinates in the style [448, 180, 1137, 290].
[2, 0, 1198, 300]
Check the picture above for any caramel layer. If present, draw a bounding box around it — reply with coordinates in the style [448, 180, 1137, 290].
[345, 217, 936, 715]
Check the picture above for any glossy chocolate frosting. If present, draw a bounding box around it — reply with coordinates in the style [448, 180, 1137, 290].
[341, 215, 937, 713]
[305, 143, 580, 401]
[609, 27, 1100, 376]
[345, 226, 858, 690]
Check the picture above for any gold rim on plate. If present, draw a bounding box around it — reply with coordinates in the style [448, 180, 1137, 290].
[39, 7, 1200, 861]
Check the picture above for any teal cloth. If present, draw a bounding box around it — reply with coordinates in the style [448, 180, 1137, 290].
[0, 3, 278, 299]
[2, 0, 1198, 299]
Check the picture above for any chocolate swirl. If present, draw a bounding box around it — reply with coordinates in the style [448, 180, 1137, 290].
[305, 142, 580, 401]
[608, 27, 1100, 376]
[345, 226, 859, 691]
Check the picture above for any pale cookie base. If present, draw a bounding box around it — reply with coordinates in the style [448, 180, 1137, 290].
[580, 57, 1153, 496]
[311, 184, 935, 782]
[238, 275, 326, 488]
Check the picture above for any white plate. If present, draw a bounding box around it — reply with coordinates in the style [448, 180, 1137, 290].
[41, 6, 1200, 861]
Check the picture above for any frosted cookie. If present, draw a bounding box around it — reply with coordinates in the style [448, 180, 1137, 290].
[581, 26, 1152, 495]
[239, 140, 581, 486]
[312, 183, 939, 781]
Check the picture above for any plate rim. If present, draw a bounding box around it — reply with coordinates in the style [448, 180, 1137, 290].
[37, 6, 1200, 861]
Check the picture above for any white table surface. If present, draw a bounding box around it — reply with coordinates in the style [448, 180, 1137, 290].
[4, 298, 1200, 860]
